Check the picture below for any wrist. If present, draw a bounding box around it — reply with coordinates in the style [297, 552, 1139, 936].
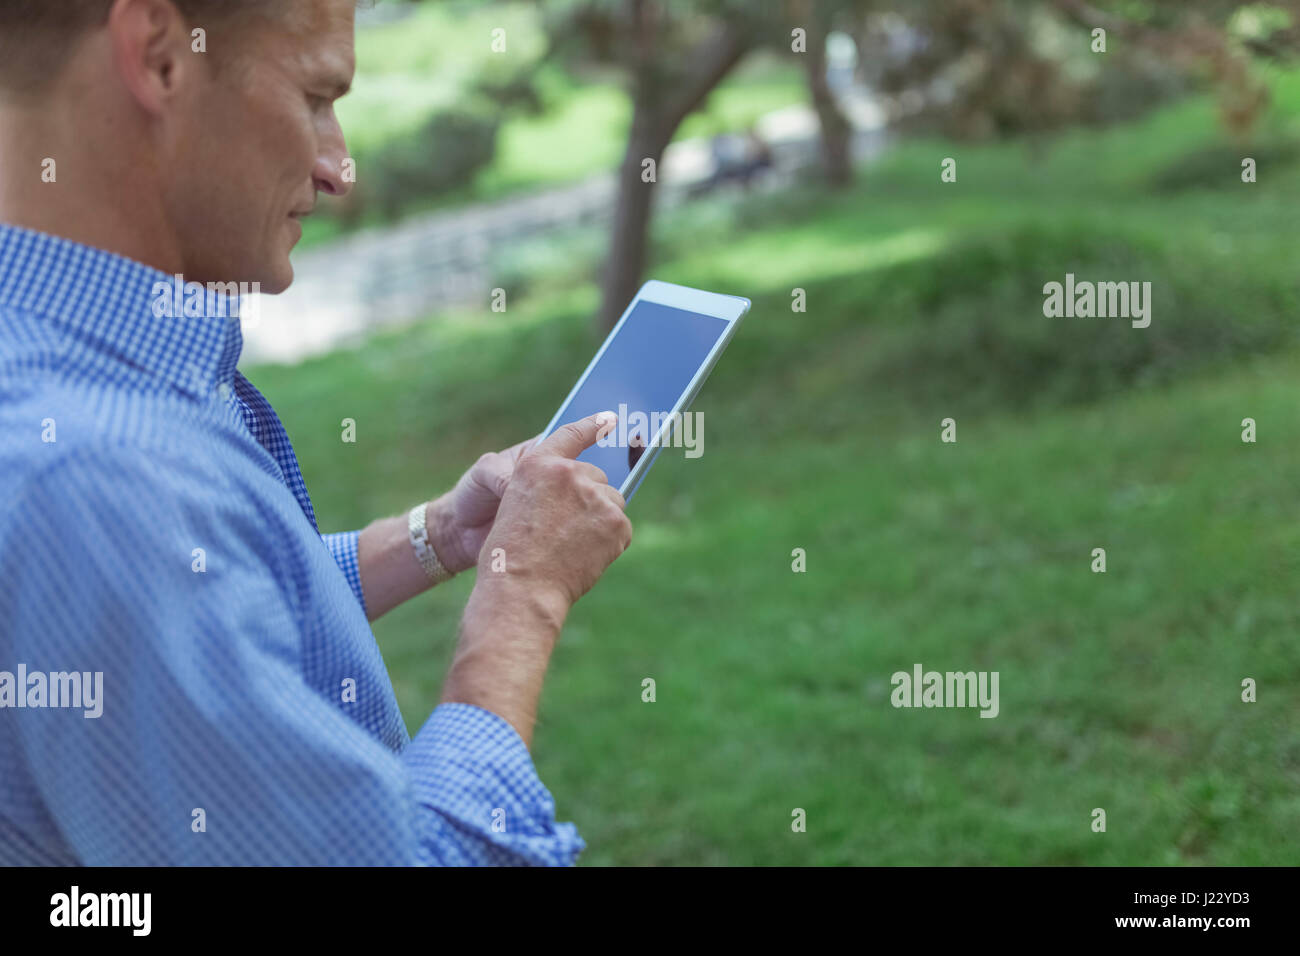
[424, 494, 474, 575]
[443, 576, 564, 750]
[469, 568, 571, 640]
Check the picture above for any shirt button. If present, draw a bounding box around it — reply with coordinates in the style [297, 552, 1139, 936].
[217, 382, 233, 401]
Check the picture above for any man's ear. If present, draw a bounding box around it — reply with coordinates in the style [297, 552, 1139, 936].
[107, 0, 196, 117]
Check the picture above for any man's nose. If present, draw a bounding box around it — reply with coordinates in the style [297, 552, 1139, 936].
[312, 122, 353, 198]
[312, 153, 351, 198]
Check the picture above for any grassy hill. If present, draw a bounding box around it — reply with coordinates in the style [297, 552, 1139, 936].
[248, 68, 1300, 864]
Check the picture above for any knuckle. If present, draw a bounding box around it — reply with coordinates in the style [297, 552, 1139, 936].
[601, 505, 625, 533]
[514, 453, 541, 478]
[553, 457, 581, 482]
[531, 455, 568, 482]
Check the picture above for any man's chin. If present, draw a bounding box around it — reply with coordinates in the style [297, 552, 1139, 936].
[259, 263, 294, 296]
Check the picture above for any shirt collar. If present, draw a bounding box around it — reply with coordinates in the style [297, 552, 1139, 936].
[0, 222, 245, 397]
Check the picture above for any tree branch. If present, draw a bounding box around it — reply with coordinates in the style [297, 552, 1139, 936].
[659, 20, 753, 136]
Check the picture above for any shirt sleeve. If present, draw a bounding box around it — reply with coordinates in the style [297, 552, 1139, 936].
[0, 447, 585, 866]
[320, 529, 368, 616]
[410, 704, 586, 866]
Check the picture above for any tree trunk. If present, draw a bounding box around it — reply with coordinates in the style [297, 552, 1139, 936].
[803, 16, 853, 187]
[596, 13, 752, 331]
[598, 105, 668, 332]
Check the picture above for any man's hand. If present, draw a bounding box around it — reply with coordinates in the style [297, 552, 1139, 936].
[357, 409, 632, 747]
[354, 433, 539, 621]
[475, 410, 632, 613]
[441, 410, 633, 747]
[426, 433, 540, 575]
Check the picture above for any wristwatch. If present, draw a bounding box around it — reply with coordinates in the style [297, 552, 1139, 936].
[407, 502, 454, 585]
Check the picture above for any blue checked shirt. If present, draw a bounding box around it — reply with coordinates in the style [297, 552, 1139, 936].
[0, 224, 584, 866]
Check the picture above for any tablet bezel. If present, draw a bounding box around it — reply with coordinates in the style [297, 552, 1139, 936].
[540, 279, 751, 502]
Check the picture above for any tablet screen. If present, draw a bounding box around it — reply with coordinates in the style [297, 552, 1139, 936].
[545, 300, 730, 492]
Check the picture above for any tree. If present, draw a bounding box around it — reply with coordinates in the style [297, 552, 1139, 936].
[544, 1, 762, 330]
[1053, 0, 1300, 139]
[855, 0, 1300, 142]
[790, 0, 867, 187]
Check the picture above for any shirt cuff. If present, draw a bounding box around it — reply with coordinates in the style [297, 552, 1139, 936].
[405, 702, 586, 866]
[321, 530, 368, 617]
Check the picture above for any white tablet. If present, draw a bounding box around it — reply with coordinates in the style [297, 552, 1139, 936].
[540, 280, 751, 502]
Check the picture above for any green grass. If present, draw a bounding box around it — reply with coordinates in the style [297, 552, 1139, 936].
[248, 69, 1300, 864]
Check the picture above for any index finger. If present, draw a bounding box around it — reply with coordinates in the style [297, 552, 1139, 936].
[536, 410, 618, 460]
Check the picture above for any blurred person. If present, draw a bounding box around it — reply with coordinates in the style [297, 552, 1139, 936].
[741, 125, 775, 186]
[694, 125, 773, 197]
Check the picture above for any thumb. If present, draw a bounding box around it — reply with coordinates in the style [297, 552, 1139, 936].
[538, 410, 618, 460]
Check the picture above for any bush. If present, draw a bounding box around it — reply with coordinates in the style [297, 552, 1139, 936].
[359, 109, 501, 223]
[854, 224, 1299, 411]
[1148, 139, 1300, 191]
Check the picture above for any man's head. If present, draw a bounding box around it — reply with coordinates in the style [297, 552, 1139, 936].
[0, 0, 358, 293]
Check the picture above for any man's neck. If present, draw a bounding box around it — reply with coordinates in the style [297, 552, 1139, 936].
[0, 97, 185, 277]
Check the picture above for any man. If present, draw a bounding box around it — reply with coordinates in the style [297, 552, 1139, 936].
[0, 0, 632, 865]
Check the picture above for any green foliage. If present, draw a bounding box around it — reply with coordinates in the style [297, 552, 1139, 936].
[312, 4, 804, 238]
[857, 223, 1297, 410]
[1148, 138, 1300, 189]
[366, 109, 501, 221]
